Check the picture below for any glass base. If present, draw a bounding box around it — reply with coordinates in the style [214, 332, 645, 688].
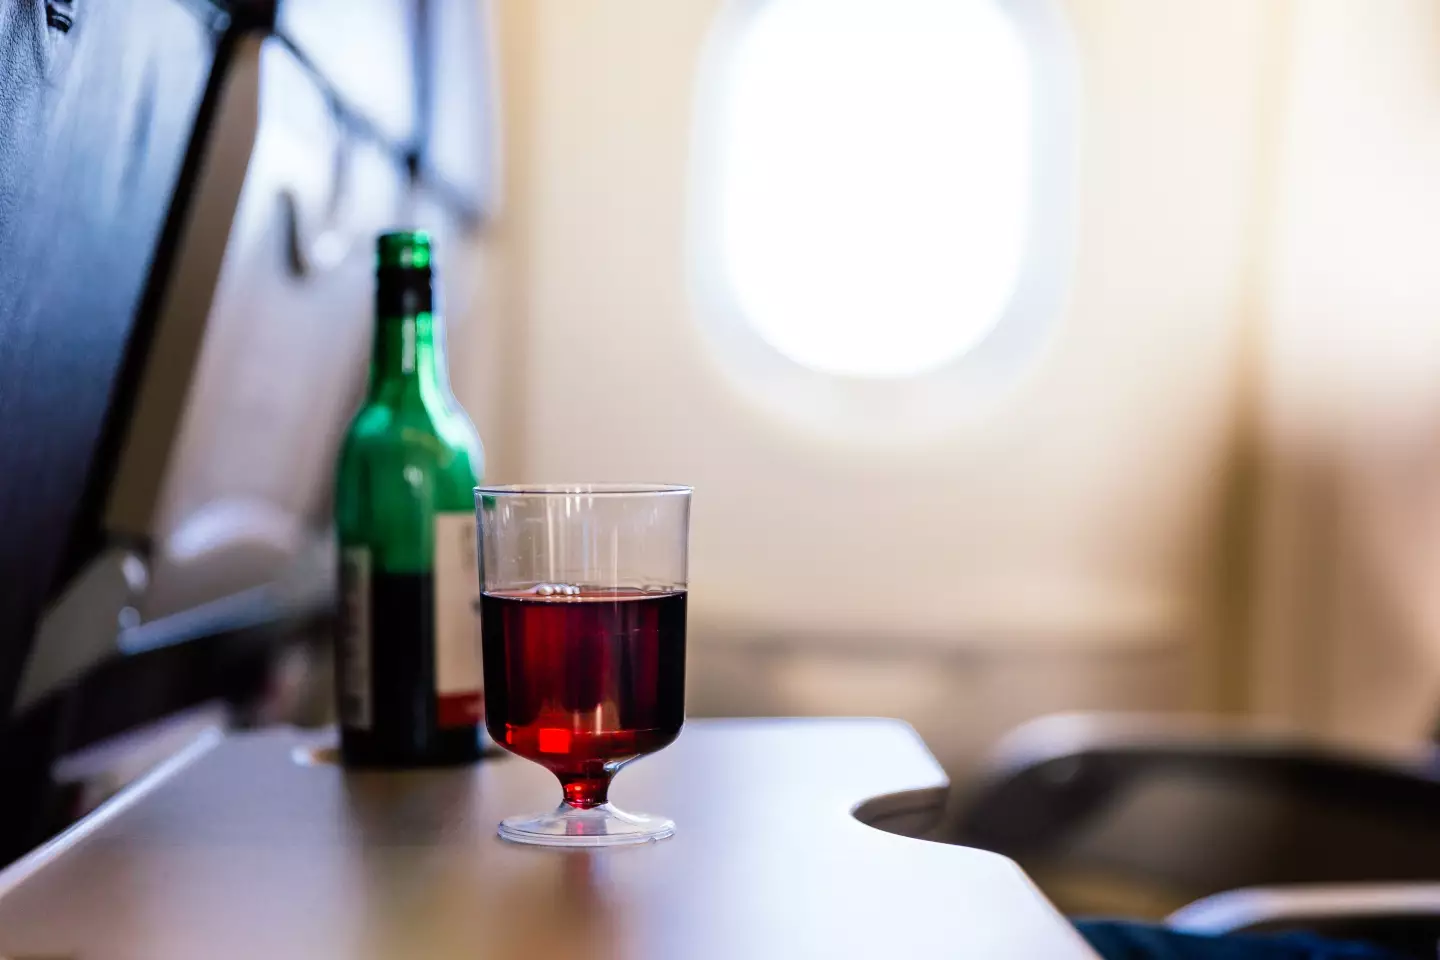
[498, 802, 675, 847]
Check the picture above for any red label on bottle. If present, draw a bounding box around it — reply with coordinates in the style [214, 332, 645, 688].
[437, 692, 484, 729]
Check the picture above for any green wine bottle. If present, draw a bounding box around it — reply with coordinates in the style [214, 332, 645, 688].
[334, 231, 486, 767]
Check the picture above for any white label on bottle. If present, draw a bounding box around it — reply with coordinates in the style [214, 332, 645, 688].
[340, 547, 372, 730]
[434, 512, 483, 727]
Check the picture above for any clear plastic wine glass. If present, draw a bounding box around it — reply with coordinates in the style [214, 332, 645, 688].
[476, 483, 691, 847]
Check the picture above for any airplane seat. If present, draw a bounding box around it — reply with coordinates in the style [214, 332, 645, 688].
[945, 712, 1440, 948]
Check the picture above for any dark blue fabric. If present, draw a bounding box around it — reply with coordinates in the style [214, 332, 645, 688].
[1077, 921, 1406, 960]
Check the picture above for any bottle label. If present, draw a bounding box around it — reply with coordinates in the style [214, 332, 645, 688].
[339, 547, 373, 730]
[433, 512, 483, 727]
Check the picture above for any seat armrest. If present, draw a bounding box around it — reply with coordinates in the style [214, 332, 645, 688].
[984, 713, 1430, 781]
[1169, 883, 1440, 935]
[954, 712, 1440, 857]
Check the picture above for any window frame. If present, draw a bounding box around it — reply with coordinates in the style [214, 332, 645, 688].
[687, 0, 1079, 439]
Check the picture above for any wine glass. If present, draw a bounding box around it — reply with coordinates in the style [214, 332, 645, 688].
[476, 484, 691, 846]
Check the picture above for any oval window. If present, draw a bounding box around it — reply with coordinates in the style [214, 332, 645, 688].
[706, 0, 1035, 380]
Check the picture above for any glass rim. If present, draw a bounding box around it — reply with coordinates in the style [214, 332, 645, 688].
[475, 483, 692, 498]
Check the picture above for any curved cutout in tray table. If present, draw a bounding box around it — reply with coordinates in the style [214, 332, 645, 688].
[852, 785, 950, 840]
[0, 719, 1098, 959]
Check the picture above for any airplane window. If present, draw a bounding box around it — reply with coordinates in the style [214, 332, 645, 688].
[702, 0, 1035, 380]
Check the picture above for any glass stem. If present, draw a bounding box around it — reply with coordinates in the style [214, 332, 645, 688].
[560, 774, 612, 809]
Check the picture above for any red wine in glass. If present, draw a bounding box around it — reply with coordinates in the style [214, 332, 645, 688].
[481, 587, 687, 810]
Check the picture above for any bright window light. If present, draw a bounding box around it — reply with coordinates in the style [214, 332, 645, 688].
[715, 0, 1034, 379]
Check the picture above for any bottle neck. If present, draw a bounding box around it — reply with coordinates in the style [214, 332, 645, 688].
[368, 271, 449, 399]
